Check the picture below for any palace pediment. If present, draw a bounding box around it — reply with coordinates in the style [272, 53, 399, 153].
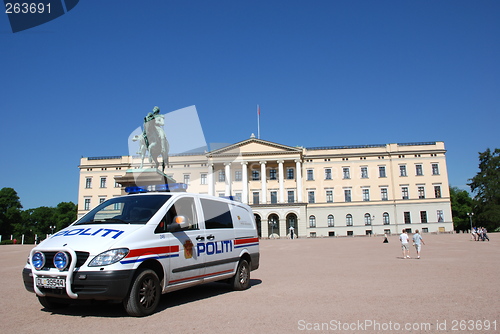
[207, 138, 302, 158]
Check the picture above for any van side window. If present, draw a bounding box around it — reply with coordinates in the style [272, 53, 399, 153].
[201, 198, 233, 229]
[155, 197, 198, 233]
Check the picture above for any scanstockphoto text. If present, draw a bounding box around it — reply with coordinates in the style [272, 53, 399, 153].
[297, 319, 498, 332]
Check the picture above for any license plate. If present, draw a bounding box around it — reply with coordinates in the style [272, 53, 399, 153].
[36, 277, 66, 289]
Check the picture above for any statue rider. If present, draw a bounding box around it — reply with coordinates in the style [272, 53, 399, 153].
[143, 106, 161, 148]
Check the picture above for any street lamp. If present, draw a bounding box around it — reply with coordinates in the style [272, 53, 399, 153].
[50, 225, 56, 234]
[269, 217, 277, 239]
[467, 213, 474, 232]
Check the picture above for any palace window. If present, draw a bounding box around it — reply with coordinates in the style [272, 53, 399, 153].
[344, 189, 352, 202]
[346, 214, 353, 226]
[362, 189, 370, 201]
[287, 168, 295, 180]
[325, 168, 332, 180]
[381, 188, 388, 201]
[434, 185, 442, 198]
[327, 214, 334, 227]
[404, 211, 411, 224]
[287, 190, 295, 203]
[437, 210, 444, 222]
[400, 165, 407, 177]
[252, 170, 260, 181]
[308, 191, 315, 204]
[416, 164, 423, 176]
[379, 166, 386, 178]
[364, 213, 372, 226]
[383, 212, 390, 225]
[326, 190, 333, 203]
[361, 166, 368, 178]
[309, 215, 316, 228]
[420, 211, 428, 223]
[252, 192, 259, 205]
[343, 167, 350, 179]
[418, 186, 425, 199]
[270, 191, 278, 204]
[269, 169, 277, 180]
[100, 177, 107, 188]
[307, 169, 314, 181]
[402, 187, 409, 200]
[84, 198, 91, 210]
[85, 177, 92, 189]
[432, 163, 440, 175]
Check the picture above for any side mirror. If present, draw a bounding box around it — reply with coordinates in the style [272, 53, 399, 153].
[167, 216, 190, 232]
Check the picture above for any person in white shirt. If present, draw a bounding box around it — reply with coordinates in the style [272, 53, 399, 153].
[399, 230, 410, 259]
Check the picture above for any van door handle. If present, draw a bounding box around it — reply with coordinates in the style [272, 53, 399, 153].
[196, 235, 205, 241]
[207, 234, 215, 240]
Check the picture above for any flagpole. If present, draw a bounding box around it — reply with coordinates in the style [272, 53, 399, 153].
[257, 104, 260, 139]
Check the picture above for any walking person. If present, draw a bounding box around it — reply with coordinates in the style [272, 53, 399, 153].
[399, 230, 410, 259]
[412, 230, 425, 259]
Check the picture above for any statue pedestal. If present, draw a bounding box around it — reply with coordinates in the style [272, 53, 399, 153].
[114, 168, 177, 192]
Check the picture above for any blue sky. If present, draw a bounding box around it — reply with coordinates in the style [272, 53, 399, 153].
[1, 0, 499, 209]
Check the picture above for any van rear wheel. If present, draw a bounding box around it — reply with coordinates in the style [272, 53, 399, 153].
[123, 268, 161, 317]
[230, 259, 250, 290]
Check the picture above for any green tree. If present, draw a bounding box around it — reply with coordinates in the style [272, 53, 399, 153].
[468, 148, 500, 231]
[449, 186, 473, 232]
[0, 187, 23, 238]
[53, 202, 77, 230]
[14, 202, 77, 242]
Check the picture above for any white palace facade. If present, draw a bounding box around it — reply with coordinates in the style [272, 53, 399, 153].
[77, 138, 454, 238]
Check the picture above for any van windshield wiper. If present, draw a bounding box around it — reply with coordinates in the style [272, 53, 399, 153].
[78, 218, 129, 225]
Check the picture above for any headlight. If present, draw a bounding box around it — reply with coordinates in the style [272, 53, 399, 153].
[53, 251, 70, 270]
[89, 248, 129, 267]
[32, 251, 45, 270]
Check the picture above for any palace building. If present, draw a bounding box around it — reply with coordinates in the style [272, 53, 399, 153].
[77, 137, 453, 238]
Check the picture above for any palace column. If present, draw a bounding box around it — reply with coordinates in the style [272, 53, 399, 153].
[224, 162, 231, 196]
[241, 161, 248, 204]
[260, 161, 267, 204]
[278, 160, 285, 203]
[207, 163, 214, 196]
[295, 159, 303, 202]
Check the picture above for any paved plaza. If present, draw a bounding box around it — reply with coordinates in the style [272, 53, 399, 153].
[1, 233, 498, 333]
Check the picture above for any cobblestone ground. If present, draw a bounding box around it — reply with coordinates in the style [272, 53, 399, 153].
[2, 233, 498, 334]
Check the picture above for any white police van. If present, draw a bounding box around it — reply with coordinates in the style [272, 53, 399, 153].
[22, 183, 259, 316]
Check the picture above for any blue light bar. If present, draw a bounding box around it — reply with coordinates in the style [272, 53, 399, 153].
[125, 186, 149, 194]
[125, 183, 188, 194]
[155, 183, 188, 192]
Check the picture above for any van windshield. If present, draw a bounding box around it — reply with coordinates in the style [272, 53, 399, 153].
[75, 195, 171, 225]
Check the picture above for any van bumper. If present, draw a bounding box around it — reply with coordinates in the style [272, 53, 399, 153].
[22, 267, 135, 301]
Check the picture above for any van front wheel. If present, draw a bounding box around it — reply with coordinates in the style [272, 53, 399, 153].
[123, 268, 161, 317]
[230, 259, 250, 290]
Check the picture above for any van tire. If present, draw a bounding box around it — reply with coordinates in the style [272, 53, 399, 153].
[123, 268, 161, 317]
[37, 296, 67, 310]
[230, 259, 250, 290]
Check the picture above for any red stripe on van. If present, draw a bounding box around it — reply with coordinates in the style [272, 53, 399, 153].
[126, 246, 180, 258]
[234, 237, 259, 245]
